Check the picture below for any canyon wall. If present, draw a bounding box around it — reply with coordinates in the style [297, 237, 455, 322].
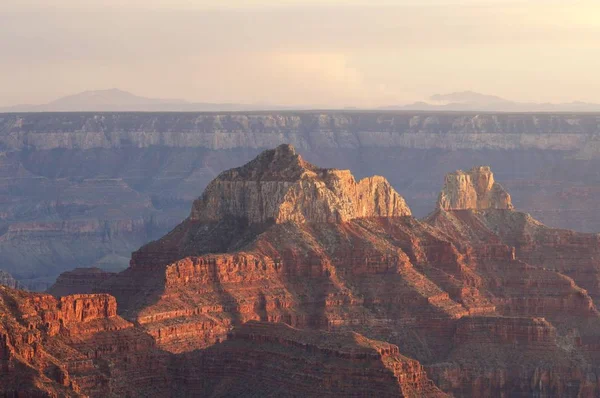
[191, 144, 411, 224]
[0, 285, 446, 397]
[26, 148, 600, 396]
[438, 166, 513, 211]
[1, 113, 600, 151]
[2, 111, 600, 289]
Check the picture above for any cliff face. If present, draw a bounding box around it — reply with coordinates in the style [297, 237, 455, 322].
[0, 286, 163, 397]
[1, 113, 600, 151]
[0, 285, 444, 397]
[0, 270, 24, 290]
[47, 268, 115, 297]
[437, 166, 513, 211]
[191, 144, 411, 224]
[2, 111, 600, 289]
[41, 149, 600, 396]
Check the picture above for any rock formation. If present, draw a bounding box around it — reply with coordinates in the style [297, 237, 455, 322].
[0, 270, 24, 290]
[12, 148, 600, 396]
[177, 321, 447, 397]
[4, 111, 600, 289]
[191, 144, 411, 224]
[0, 285, 444, 397]
[437, 166, 513, 210]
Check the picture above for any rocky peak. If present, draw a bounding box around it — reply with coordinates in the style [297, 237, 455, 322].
[190, 144, 411, 224]
[216, 143, 316, 181]
[437, 166, 513, 211]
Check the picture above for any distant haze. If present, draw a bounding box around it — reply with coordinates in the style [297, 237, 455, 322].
[5, 89, 600, 113]
[2, 0, 599, 108]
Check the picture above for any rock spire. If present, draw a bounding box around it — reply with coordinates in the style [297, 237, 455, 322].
[437, 166, 513, 211]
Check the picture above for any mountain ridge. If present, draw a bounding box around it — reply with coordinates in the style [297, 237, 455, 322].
[5, 89, 600, 112]
[382, 90, 600, 112]
[0, 89, 289, 112]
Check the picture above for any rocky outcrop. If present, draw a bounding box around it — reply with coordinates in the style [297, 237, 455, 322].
[428, 315, 595, 397]
[0, 270, 23, 289]
[453, 316, 557, 346]
[4, 111, 600, 290]
[48, 268, 115, 297]
[0, 286, 164, 397]
[15, 149, 600, 397]
[0, 285, 446, 397]
[437, 166, 513, 211]
[191, 144, 411, 224]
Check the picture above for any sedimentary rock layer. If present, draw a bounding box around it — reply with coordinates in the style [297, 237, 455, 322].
[0, 286, 444, 397]
[44, 150, 600, 396]
[2, 113, 600, 151]
[3, 111, 600, 289]
[437, 166, 513, 210]
[191, 144, 411, 224]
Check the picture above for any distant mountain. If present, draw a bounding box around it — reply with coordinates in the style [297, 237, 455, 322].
[0, 89, 290, 112]
[48, 89, 188, 110]
[4, 89, 600, 113]
[381, 91, 600, 112]
[429, 91, 512, 106]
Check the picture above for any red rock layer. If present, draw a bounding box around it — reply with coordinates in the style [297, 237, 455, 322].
[42, 155, 600, 397]
[0, 285, 444, 397]
[0, 286, 169, 397]
[109, 218, 475, 361]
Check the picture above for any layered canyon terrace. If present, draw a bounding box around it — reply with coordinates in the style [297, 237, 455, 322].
[2, 111, 600, 290]
[1, 144, 599, 396]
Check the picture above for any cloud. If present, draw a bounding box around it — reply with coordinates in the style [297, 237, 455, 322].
[1, 1, 599, 106]
[261, 52, 372, 106]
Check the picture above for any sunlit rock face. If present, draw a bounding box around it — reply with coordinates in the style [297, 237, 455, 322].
[437, 166, 513, 211]
[32, 150, 600, 397]
[191, 144, 411, 224]
[3, 111, 600, 289]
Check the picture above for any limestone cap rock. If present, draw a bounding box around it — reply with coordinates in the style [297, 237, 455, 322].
[437, 166, 513, 211]
[191, 144, 411, 224]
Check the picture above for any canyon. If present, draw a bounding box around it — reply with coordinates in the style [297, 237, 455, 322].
[2, 144, 600, 396]
[2, 112, 600, 289]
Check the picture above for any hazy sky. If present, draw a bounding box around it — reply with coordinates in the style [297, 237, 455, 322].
[2, 0, 599, 107]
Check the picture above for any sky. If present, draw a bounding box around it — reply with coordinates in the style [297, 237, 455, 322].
[1, 0, 599, 107]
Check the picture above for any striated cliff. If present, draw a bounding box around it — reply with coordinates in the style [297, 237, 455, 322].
[177, 321, 448, 397]
[0, 270, 24, 290]
[191, 144, 410, 224]
[1, 112, 600, 152]
[0, 285, 445, 397]
[3, 111, 600, 289]
[42, 147, 600, 396]
[437, 166, 513, 211]
[47, 268, 115, 297]
[0, 286, 161, 397]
